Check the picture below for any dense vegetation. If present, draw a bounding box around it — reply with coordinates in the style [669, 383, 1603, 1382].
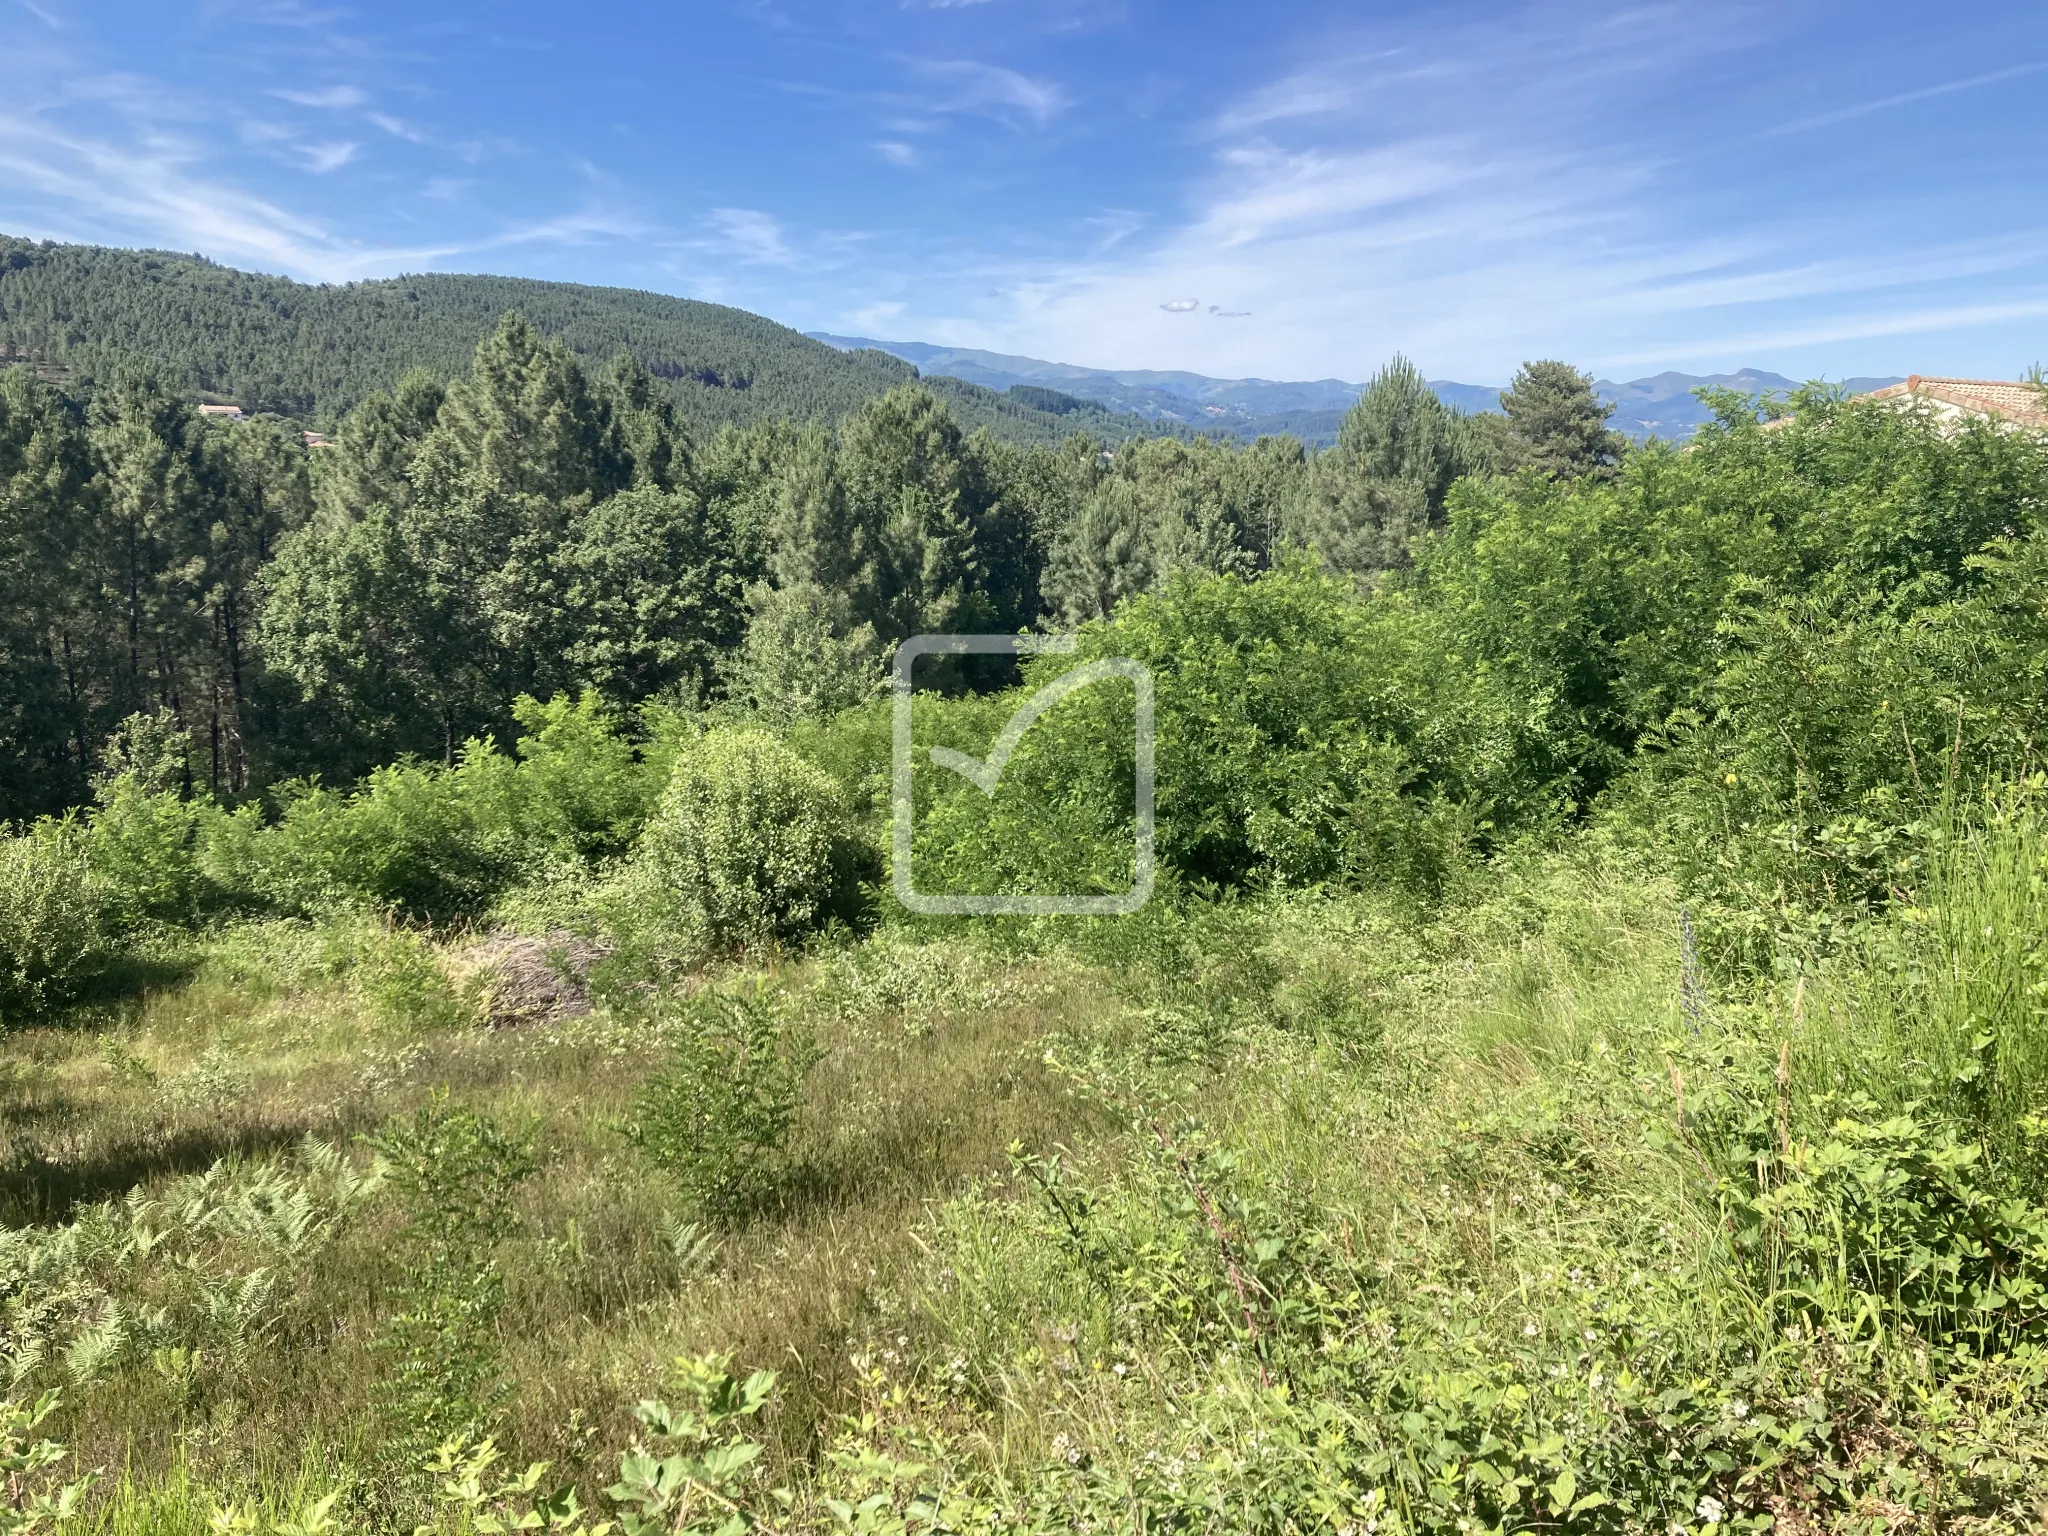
[0, 239, 1154, 447]
[5, 308, 2048, 1534]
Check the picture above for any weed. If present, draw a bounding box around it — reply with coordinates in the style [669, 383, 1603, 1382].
[369, 1093, 537, 1461]
[628, 986, 820, 1223]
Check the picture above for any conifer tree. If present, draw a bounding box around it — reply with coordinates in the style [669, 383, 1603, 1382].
[1287, 355, 1484, 574]
[0, 368, 103, 813]
[1498, 359, 1627, 480]
[1042, 478, 1150, 625]
[556, 486, 747, 706]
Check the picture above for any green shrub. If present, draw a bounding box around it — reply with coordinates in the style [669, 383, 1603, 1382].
[371, 1093, 536, 1458]
[83, 775, 214, 927]
[255, 749, 527, 923]
[629, 987, 821, 1221]
[1721, 1105, 2048, 1354]
[0, 822, 106, 1022]
[318, 914, 472, 1030]
[908, 563, 1533, 905]
[509, 693, 661, 860]
[606, 729, 850, 964]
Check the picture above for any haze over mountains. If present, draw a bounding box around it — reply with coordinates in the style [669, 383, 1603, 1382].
[812, 334, 1906, 445]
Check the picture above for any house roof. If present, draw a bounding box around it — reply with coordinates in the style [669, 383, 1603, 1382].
[1855, 375, 2048, 428]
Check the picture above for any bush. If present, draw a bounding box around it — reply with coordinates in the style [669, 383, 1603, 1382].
[508, 693, 661, 861]
[254, 749, 527, 923]
[241, 698, 659, 925]
[83, 775, 214, 927]
[371, 1094, 536, 1457]
[629, 986, 820, 1221]
[606, 729, 850, 964]
[908, 563, 1539, 905]
[0, 823, 106, 1021]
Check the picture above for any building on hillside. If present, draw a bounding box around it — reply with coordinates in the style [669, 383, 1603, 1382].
[198, 403, 245, 420]
[1853, 375, 2048, 432]
[301, 430, 333, 448]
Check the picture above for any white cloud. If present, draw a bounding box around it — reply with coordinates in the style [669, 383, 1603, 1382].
[1765, 62, 2045, 136]
[369, 112, 430, 143]
[296, 139, 359, 173]
[270, 85, 366, 108]
[857, 4, 2047, 381]
[1597, 294, 2048, 369]
[910, 58, 1067, 127]
[708, 206, 794, 265]
[876, 140, 918, 167]
[0, 111, 426, 277]
[1159, 298, 1198, 313]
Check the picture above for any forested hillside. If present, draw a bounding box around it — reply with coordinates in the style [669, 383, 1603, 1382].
[0, 237, 1144, 445]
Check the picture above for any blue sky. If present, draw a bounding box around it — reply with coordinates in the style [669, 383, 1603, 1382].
[2, 0, 2044, 385]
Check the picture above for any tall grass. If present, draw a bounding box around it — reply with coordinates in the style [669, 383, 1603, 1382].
[1788, 793, 2048, 1160]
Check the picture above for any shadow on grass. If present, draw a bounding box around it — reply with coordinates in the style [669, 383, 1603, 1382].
[2, 946, 202, 1034]
[1, 1116, 333, 1226]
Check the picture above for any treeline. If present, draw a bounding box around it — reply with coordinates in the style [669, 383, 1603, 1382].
[0, 312, 1623, 821]
[0, 238, 1152, 447]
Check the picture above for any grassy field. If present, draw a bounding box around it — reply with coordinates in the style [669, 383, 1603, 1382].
[9, 809, 2048, 1535]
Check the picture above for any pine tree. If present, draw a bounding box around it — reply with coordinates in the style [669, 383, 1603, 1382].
[0, 368, 103, 815]
[1286, 355, 1484, 574]
[1498, 360, 1627, 480]
[195, 416, 311, 794]
[556, 486, 747, 706]
[600, 351, 686, 492]
[1042, 478, 1150, 625]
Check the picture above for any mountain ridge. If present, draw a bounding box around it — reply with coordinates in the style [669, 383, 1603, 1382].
[811, 333, 1906, 444]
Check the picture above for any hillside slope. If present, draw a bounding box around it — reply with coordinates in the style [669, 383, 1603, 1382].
[0, 237, 1137, 445]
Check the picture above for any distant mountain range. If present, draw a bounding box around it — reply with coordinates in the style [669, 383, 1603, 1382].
[809, 334, 1905, 445]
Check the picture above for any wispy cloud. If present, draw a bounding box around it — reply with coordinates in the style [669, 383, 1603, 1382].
[0, 111, 420, 277]
[270, 84, 366, 108]
[1599, 294, 2048, 368]
[882, 3, 2045, 380]
[14, 0, 59, 30]
[368, 112, 430, 143]
[1764, 62, 2045, 136]
[296, 139, 359, 173]
[0, 46, 642, 283]
[875, 140, 918, 167]
[909, 58, 1067, 127]
[708, 206, 794, 264]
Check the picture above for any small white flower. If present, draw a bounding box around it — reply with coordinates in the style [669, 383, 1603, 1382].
[1524, 1322, 1540, 1337]
[1696, 1495, 1725, 1525]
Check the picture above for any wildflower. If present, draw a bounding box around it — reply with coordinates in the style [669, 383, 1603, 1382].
[1524, 1322, 1540, 1337]
[1696, 1495, 1725, 1524]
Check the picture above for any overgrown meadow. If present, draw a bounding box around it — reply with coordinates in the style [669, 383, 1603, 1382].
[6, 359, 2048, 1535]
